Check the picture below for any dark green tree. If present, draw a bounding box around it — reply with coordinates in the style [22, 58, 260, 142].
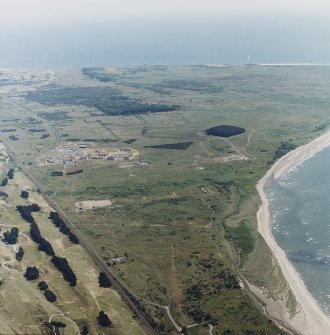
[3, 227, 19, 244]
[16, 247, 24, 261]
[97, 311, 112, 328]
[20, 190, 29, 199]
[24, 266, 39, 280]
[98, 272, 112, 288]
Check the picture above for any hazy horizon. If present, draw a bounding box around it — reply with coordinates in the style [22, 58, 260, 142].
[2, 1, 330, 68]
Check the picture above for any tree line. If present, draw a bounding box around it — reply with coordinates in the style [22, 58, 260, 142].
[49, 211, 79, 244]
[17, 204, 77, 287]
[16, 205, 55, 256]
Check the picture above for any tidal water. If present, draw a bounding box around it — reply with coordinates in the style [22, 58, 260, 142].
[265, 146, 330, 316]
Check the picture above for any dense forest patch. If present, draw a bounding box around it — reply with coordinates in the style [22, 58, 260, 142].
[27, 87, 178, 116]
[144, 142, 193, 150]
[81, 67, 120, 82]
[205, 125, 246, 137]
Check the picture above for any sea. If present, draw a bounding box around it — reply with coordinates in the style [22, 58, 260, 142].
[265, 146, 330, 316]
[1, 15, 330, 68]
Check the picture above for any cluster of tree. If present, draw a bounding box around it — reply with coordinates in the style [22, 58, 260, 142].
[27, 87, 178, 116]
[49, 212, 79, 244]
[20, 190, 29, 199]
[38, 280, 49, 290]
[1, 129, 16, 133]
[37, 280, 56, 302]
[50, 321, 66, 328]
[16, 204, 40, 223]
[80, 325, 89, 335]
[16, 205, 35, 223]
[0, 191, 8, 198]
[98, 272, 112, 288]
[272, 141, 297, 161]
[28, 128, 46, 133]
[17, 206, 80, 288]
[1, 178, 8, 186]
[66, 168, 83, 176]
[16, 247, 24, 261]
[185, 306, 213, 324]
[44, 321, 66, 334]
[2, 227, 19, 244]
[44, 289, 57, 302]
[9, 135, 18, 141]
[39, 111, 70, 121]
[40, 133, 50, 139]
[219, 271, 240, 289]
[81, 67, 119, 82]
[145, 141, 193, 150]
[24, 266, 39, 280]
[51, 171, 63, 177]
[97, 311, 112, 328]
[67, 138, 117, 143]
[16, 205, 55, 256]
[124, 293, 168, 332]
[205, 125, 246, 138]
[31, 203, 41, 212]
[7, 168, 14, 179]
[123, 138, 137, 144]
[51, 256, 77, 287]
[186, 284, 203, 300]
[30, 221, 55, 256]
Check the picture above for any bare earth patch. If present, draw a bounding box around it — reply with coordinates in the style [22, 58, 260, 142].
[212, 154, 249, 163]
[75, 199, 112, 210]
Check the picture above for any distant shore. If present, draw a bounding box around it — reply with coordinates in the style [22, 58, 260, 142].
[256, 130, 330, 335]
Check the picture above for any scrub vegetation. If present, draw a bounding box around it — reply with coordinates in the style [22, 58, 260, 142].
[1, 65, 330, 334]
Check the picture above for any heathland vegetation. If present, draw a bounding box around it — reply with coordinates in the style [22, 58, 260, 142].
[1, 65, 330, 334]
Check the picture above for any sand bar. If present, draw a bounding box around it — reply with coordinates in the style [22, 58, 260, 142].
[257, 130, 330, 335]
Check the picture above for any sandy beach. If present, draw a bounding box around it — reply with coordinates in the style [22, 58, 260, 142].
[256, 130, 330, 335]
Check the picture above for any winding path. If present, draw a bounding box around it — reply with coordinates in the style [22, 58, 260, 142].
[48, 313, 80, 334]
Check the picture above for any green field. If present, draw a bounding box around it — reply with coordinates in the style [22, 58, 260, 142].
[1, 65, 330, 334]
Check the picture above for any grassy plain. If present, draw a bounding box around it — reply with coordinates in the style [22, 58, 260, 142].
[1, 65, 330, 334]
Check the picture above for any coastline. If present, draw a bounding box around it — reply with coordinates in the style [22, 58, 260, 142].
[256, 130, 330, 335]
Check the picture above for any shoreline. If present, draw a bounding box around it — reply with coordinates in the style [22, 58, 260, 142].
[256, 130, 330, 335]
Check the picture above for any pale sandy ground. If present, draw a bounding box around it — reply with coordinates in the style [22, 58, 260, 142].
[213, 154, 249, 163]
[256, 130, 330, 334]
[75, 199, 112, 210]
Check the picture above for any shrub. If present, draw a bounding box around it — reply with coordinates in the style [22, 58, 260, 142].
[98, 272, 112, 288]
[97, 311, 112, 327]
[24, 266, 39, 281]
[16, 247, 24, 261]
[44, 289, 57, 302]
[20, 190, 29, 199]
[38, 281, 48, 291]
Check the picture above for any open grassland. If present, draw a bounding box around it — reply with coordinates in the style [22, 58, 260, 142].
[1, 65, 330, 334]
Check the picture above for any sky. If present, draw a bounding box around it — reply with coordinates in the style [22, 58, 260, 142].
[1, 0, 330, 67]
[1, 0, 330, 24]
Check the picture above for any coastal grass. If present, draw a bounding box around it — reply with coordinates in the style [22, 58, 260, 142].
[1, 65, 330, 334]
